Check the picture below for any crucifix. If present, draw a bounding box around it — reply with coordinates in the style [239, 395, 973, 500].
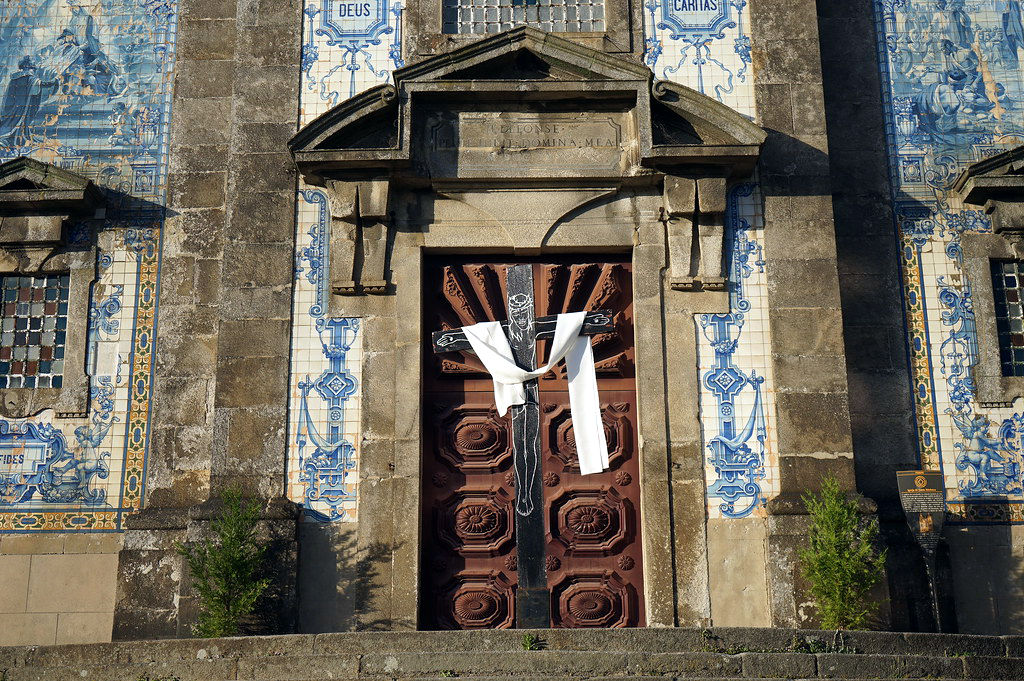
[432, 263, 612, 628]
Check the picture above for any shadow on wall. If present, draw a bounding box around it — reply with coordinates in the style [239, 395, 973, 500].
[946, 522, 1024, 634]
[297, 523, 396, 632]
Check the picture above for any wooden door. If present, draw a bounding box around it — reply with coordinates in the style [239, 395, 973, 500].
[421, 258, 644, 629]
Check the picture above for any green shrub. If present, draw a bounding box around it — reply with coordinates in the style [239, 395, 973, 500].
[799, 475, 887, 630]
[176, 488, 271, 637]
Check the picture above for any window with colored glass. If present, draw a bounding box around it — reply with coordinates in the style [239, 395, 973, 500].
[0, 275, 70, 389]
[993, 260, 1024, 376]
[442, 0, 605, 34]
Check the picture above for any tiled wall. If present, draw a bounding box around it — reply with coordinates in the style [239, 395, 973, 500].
[0, 0, 176, 532]
[644, 2, 778, 518]
[874, 0, 1024, 522]
[286, 0, 404, 521]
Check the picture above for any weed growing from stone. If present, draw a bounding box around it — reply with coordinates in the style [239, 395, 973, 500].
[799, 475, 887, 630]
[176, 487, 271, 637]
[520, 633, 543, 650]
[439, 671, 458, 677]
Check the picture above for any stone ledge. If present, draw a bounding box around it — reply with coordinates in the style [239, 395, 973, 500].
[2, 628, 1023, 680]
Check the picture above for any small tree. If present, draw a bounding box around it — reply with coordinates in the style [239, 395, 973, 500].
[799, 474, 887, 630]
[176, 488, 271, 637]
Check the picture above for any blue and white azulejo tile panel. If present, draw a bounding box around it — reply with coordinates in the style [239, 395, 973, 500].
[287, 0, 403, 522]
[287, 189, 364, 522]
[643, 0, 755, 117]
[644, 2, 775, 517]
[874, 0, 1024, 522]
[0, 0, 174, 531]
[697, 183, 779, 519]
[300, 0, 404, 124]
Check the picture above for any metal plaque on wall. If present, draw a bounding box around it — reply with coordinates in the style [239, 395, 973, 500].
[896, 470, 945, 553]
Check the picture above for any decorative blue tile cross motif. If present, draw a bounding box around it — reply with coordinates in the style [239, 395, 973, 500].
[699, 183, 771, 519]
[302, 0, 404, 103]
[295, 318, 360, 522]
[643, 0, 752, 113]
[317, 0, 392, 43]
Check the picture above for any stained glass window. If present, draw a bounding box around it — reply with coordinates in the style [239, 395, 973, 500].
[992, 260, 1024, 377]
[442, 0, 605, 35]
[0, 275, 69, 389]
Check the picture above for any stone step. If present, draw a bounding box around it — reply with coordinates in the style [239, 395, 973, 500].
[4, 650, 1024, 681]
[3, 629, 1024, 681]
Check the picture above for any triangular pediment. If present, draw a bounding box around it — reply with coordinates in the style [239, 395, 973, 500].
[398, 27, 651, 83]
[954, 144, 1024, 205]
[0, 157, 102, 214]
[443, 48, 592, 81]
[0, 157, 93, 192]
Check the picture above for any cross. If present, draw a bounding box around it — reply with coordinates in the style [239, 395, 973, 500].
[432, 263, 613, 628]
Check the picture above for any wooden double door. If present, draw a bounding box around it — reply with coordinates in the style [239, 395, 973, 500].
[420, 258, 644, 629]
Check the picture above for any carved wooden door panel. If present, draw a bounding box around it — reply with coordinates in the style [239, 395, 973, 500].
[421, 258, 643, 629]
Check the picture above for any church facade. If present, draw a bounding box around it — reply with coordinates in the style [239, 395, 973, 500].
[0, 0, 1022, 644]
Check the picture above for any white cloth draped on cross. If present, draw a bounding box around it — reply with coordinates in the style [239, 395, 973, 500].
[461, 310, 610, 475]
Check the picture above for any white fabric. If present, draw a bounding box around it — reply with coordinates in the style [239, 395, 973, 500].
[461, 311, 609, 475]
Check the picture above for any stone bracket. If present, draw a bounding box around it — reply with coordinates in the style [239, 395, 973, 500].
[663, 175, 727, 292]
[326, 178, 392, 295]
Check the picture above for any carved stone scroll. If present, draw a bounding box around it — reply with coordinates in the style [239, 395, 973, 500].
[326, 178, 391, 295]
[663, 175, 727, 291]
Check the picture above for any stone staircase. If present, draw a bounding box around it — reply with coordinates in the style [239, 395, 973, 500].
[3, 628, 1024, 681]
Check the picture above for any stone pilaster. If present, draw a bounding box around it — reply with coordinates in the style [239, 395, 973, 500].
[750, 0, 866, 627]
[112, 0, 304, 639]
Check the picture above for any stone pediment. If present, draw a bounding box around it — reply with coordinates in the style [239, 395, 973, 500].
[289, 27, 765, 184]
[954, 145, 1024, 233]
[0, 157, 102, 216]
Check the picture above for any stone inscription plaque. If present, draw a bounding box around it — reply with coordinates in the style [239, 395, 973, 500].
[422, 111, 629, 178]
[896, 470, 945, 553]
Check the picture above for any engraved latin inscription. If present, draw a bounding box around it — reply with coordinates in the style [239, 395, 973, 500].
[430, 114, 621, 151]
[423, 111, 628, 176]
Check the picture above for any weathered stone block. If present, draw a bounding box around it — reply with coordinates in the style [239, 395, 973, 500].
[815, 652, 962, 679]
[177, 19, 237, 61]
[229, 191, 296, 243]
[173, 59, 235, 98]
[169, 171, 227, 209]
[55, 612, 114, 645]
[0, 613, 57, 646]
[219, 319, 291, 357]
[215, 356, 289, 407]
[222, 243, 294, 289]
[170, 97, 232, 146]
[774, 391, 853, 456]
[236, 24, 301, 67]
[231, 153, 297, 194]
[0, 555, 30, 612]
[739, 651, 816, 678]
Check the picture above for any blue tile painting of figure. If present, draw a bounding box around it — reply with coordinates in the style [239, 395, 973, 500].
[0, 0, 177, 203]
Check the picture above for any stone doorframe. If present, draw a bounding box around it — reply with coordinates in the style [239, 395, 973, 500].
[289, 27, 766, 628]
